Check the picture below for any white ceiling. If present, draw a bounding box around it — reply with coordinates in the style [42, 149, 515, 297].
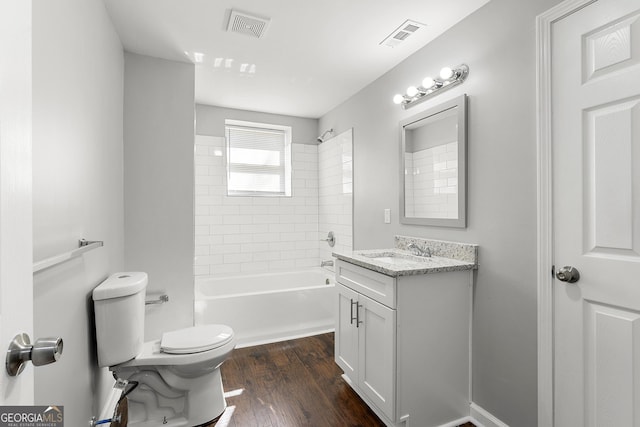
[103, 0, 490, 118]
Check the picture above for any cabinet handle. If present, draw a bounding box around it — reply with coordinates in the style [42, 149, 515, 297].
[350, 299, 357, 324]
[356, 303, 363, 328]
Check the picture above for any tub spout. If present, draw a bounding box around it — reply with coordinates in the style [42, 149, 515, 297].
[320, 260, 334, 267]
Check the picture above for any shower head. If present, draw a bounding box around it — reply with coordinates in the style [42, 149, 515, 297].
[317, 129, 334, 143]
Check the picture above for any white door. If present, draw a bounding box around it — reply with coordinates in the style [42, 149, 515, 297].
[358, 293, 395, 421]
[552, 0, 640, 425]
[0, 0, 34, 404]
[335, 283, 359, 379]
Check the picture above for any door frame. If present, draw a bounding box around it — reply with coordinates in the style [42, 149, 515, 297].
[535, 1, 597, 426]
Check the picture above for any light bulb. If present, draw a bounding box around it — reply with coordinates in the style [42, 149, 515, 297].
[421, 76, 435, 89]
[393, 94, 405, 105]
[439, 67, 454, 80]
[406, 86, 419, 97]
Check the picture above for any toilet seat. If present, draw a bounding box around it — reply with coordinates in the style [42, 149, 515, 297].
[161, 325, 234, 354]
[113, 325, 236, 369]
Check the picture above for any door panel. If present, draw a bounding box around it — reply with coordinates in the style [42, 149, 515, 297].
[584, 98, 640, 257]
[335, 284, 359, 379]
[359, 294, 395, 420]
[584, 302, 640, 426]
[0, 0, 34, 405]
[551, 0, 640, 424]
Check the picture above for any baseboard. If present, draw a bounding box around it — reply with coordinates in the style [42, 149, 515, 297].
[470, 403, 509, 427]
[235, 328, 334, 349]
[437, 416, 475, 427]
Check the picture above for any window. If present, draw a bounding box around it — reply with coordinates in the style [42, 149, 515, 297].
[225, 120, 292, 197]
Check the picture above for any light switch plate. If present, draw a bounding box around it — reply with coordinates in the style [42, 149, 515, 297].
[384, 208, 391, 224]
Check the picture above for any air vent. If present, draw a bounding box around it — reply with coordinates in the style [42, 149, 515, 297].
[227, 10, 270, 39]
[380, 19, 426, 48]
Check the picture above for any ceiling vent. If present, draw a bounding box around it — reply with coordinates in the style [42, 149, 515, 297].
[380, 19, 426, 48]
[227, 10, 270, 39]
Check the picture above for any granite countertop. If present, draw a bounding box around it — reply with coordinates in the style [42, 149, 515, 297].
[332, 236, 478, 278]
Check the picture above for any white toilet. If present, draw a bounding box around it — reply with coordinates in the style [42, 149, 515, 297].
[93, 272, 235, 427]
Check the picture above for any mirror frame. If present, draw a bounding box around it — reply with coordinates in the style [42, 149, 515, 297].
[399, 94, 467, 228]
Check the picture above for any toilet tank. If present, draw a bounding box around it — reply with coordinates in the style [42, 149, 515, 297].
[93, 272, 148, 367]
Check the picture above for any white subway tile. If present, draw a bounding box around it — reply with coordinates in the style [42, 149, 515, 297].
[269, 242, 290, 251]
[211, 224, 240, 235]
[240, 224, 269, 234]
[223, 234, 253, 244]
[253, 251, 281, 261]
[223, 253, 252, 264]
[295, 258, 318, 268]
[280, 250, 302, 260]
[194, 155, 217, 166]
[211, 264, 241, 275]
[295, 240, 317, 250]
[194, 265, 210, 276]
[252, 232, 280, 243]
[269, 260, 296, 271]
[195, 245, 210, 256]
[241, 262, 269, 273]
[194, 225, 210, 236]
[210, 243, 240, 255]
[295, 223, 318, 232]
[241, 242, 270, 253]
[269, 223, 295, 233]
[253, 214, 280, 224]
[280, 232, 306, 241]
[223, 215, 253, 225]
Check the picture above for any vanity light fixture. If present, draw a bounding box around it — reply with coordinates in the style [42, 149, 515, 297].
[393, 64, 469, 109]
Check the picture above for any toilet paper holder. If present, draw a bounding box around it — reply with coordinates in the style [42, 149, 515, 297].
[6, 333, 63, 377]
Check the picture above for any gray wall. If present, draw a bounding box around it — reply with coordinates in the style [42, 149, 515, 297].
[196, 104, 318, 143]
[124, 53, 195, 340]
[32, 0, 124, 423]
[319, 0, 562, 424]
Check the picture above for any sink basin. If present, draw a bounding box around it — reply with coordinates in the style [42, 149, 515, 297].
[370, 256, 401, 264]
[359, 251, 432, 266]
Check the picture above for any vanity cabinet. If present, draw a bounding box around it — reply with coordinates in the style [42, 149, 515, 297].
[334, 258, 473, 427]
[336, 281, 396, 419]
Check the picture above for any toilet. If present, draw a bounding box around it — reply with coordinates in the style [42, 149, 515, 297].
[93, 272, 235, 427]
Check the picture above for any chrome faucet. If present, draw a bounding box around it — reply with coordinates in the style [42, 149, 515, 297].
[321, 260, 334, 267]
[407, 242, 432, 257]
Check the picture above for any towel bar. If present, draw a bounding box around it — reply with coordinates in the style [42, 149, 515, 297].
[33, 239, 104, 273]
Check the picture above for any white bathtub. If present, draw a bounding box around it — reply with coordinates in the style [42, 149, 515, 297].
[195, 268, 335, 348]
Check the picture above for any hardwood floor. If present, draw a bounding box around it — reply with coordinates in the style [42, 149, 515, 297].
[208, 333, 475, 427]
[212, 332, 384, 426]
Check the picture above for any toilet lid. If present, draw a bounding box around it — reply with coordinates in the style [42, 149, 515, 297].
[160, 325, 234, 354]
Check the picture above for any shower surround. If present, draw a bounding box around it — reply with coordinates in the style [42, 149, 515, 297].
[194, 129, 352, 276]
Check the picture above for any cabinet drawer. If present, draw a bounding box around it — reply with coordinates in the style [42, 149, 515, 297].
[336, 260, 396, 308]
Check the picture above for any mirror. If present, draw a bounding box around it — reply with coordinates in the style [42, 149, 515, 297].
[400, 94, 467, 227]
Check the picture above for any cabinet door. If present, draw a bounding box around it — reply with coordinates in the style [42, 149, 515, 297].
[335, 283, 359, 380]
[359, 294, 396, 420]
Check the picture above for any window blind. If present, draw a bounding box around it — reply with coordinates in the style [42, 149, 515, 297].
[225, 123, 292, 196]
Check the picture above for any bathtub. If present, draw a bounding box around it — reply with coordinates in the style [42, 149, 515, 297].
[195, 268, 335, 348]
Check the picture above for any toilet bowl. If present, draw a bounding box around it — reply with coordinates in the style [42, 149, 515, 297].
[93, 273, 235, 426]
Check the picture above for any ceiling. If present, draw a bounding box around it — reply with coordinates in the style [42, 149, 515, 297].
[103, 0, 490, 118]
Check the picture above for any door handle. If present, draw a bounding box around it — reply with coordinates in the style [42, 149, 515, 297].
[350, 299, 357, 324]
[555, 266, 580, 283]
[356, 303, 363, 328]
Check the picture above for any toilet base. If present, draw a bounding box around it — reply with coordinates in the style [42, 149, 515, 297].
[117, 366, 227, 427]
